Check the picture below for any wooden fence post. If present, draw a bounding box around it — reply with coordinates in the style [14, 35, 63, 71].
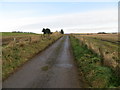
[99, 47, 104, 65]
[13, 38, 16, 42]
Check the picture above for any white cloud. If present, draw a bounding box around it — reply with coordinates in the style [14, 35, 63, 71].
[0, 8, 118, 33]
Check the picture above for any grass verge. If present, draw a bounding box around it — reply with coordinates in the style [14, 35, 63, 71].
[70, 36, 120, 88]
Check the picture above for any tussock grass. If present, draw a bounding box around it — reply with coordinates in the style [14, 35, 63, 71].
[70, 36, 120, 88]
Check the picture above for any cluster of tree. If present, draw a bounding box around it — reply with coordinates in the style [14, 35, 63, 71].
[42, 28, 52, 34]
[42, 28, 64, 34]
[97, 32, 107, 34]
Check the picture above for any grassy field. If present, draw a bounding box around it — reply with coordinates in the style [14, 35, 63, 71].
[2, 32, 62, 80]
[2, 32, 41, 45]
[2, 32, 38, 36]
[70, 36, 120, 88]
[74, 33, 119, 43]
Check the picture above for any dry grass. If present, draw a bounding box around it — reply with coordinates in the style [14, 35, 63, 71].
[73, 34, 120, 81]
[2, 33, 62, 80]
[70, 36, 120, 88]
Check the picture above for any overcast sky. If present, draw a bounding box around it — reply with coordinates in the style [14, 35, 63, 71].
[0, 0, 118, 33]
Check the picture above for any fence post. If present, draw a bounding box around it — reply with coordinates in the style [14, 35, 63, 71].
[13, 38, 16, 42]
[99, 47, 104, 65]
[13, 37, 16, 47]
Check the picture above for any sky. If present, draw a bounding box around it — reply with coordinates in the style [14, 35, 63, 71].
[0, 1, 118, 33]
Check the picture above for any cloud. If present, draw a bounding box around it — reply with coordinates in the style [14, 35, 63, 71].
[0, 8, 118, 33]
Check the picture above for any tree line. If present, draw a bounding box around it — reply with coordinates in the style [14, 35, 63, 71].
[42, 28, 64, 34]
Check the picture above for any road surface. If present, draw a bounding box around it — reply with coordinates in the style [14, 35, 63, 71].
[3, 36, 82, 88]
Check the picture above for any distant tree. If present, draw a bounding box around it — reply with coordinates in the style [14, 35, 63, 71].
[97, 32, 107, 34]
[42, 28, 52, 34]
[46, 28, 51, 34]
[12, 31, 17, 33]
[42, 28, 46, 34]
[60, 29, 64, 34]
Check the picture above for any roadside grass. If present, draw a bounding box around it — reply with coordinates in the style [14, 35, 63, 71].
[2, 34, 62, 80]
[75, 35, 119, 75]
[70, 36, 120, 88]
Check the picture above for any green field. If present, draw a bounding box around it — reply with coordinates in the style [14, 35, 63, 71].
[2, 32, 38, 36]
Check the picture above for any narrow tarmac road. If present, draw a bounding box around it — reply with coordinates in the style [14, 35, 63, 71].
[3, 36, 82, 88]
